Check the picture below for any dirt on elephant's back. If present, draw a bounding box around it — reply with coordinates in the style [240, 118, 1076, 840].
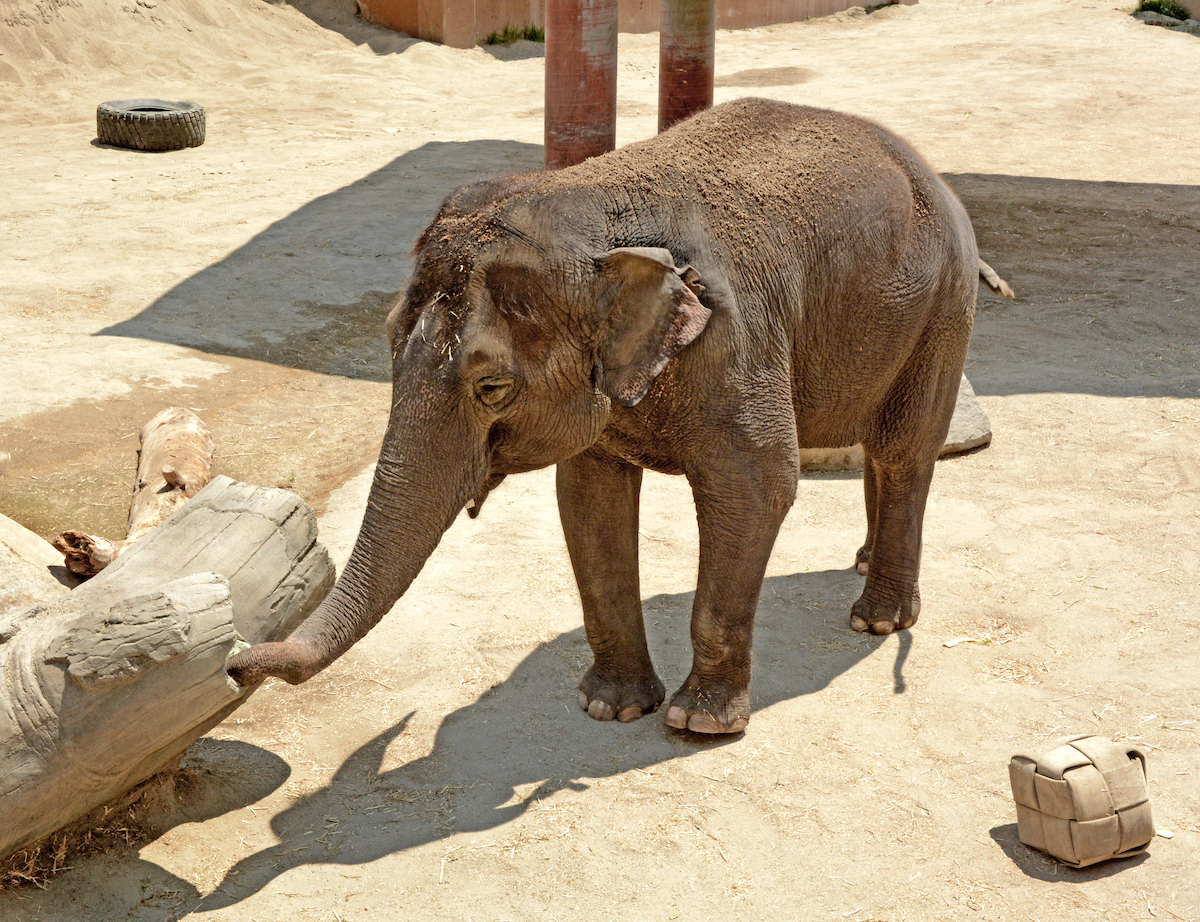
[527, 98, 951, 260]
[548, 99, 908, 194]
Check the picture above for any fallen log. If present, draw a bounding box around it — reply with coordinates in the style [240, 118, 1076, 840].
[54, 407, 214, 577]
[0, 475, 335, 861]
[0, 515, 74, 613]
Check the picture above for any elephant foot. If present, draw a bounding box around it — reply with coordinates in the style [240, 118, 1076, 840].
[663, 680, 750, 735]
[854, 546, 871, 576]
[578, 665, 665, 724]
[849, 588, 920, 635]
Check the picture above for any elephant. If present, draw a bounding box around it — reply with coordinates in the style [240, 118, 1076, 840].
[228, 98, 1013, 735]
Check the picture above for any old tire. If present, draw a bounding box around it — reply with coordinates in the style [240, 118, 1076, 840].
[96, 99, 205, 152]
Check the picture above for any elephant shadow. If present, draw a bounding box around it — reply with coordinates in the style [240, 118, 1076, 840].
[195, 566, 904, 912]
[92, 165, 1200, 402]
[96, 138, 544, 384]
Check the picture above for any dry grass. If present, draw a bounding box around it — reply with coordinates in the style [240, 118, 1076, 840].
[940, 616, 1023, 646]
[0, 769, 199, 892]
[981, 656, 1047, 684]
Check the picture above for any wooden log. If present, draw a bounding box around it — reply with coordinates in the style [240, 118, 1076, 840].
[127, 407, 214, 541]
[53, 407, 214, 577]
[51, 530, 122, 577]
[0, 514, 73, 613]
[0, 476, 334, 861]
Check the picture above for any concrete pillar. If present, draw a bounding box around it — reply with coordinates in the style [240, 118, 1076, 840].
[438, 0, 479, 49]
[544, 0, 618, 169]
[658, 0, 715, 132]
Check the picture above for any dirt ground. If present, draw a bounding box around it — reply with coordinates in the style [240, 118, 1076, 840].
[1, 0, 1199, 918]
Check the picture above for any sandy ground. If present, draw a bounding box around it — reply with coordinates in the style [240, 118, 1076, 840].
[1, 0, 1199, 918]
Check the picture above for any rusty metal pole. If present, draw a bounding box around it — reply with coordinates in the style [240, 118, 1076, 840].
[544, 0, 619, 169]
[658, 0, 716, 133]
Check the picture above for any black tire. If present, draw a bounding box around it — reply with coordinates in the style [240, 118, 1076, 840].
[96, 99, 206, 152]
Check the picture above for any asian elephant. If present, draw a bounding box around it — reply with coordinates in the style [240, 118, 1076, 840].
[228, 98, 1012, 734]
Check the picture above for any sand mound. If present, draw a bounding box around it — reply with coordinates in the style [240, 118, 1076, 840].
[0, 0, 413, 87]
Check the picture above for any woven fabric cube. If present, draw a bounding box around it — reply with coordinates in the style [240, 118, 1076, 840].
[1009, 735, 1153, 867]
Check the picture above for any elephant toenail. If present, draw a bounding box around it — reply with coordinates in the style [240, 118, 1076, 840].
[870, 619, 895, 635]
[617, 706, 643, 722]
[664, 705, 689, 729]
[687, 712, 722, 734]
[587, 699, 615, 721]
[578, 691, 590, 711]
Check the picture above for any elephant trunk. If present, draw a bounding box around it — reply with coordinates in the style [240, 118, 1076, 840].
[227, 396, 488, 687]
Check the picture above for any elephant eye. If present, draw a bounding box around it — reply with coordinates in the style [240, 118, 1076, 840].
[474, 375, 516, 408]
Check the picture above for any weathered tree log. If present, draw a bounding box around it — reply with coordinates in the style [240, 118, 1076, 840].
[54, 407, 214, 577]
[126, 407, 214, 541]
[0, 515, 74, 614]
[0, 475, 334, 861]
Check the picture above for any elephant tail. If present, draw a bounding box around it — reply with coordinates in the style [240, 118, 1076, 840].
[978, 258, 1015, 299]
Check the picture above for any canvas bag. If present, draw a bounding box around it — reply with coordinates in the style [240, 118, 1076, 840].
[1008, 734, 1153, 868]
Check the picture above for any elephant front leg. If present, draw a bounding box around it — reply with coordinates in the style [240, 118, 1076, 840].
[557, 450, 665, 723]
[665, 462, 796, 735]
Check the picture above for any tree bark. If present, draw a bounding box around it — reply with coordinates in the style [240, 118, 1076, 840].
[0, 475, 335, 861]
[0, 515, 74, 613]
[53, 407, 214, 577]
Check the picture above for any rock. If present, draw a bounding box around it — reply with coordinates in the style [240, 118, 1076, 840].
[1135, 10, 1183, 24]
[795, 374, 991, 471]
[942, 375, 993, 455]
[797, 444, 868, 472]
[1134, 9, 1200, 29]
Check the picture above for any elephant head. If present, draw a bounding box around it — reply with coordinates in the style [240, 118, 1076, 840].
[226, 185, 711, 686]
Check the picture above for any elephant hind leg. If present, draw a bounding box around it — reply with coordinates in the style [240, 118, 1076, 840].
[855, 452, 880, 576]
[850, 303, 966, 633]
[848, 456, 932, 635]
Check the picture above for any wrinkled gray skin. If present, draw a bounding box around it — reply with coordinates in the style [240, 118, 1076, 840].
[228, 99, 995, 734]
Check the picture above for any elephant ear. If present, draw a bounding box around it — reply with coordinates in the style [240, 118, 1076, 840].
[593, 247, 711, 407]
